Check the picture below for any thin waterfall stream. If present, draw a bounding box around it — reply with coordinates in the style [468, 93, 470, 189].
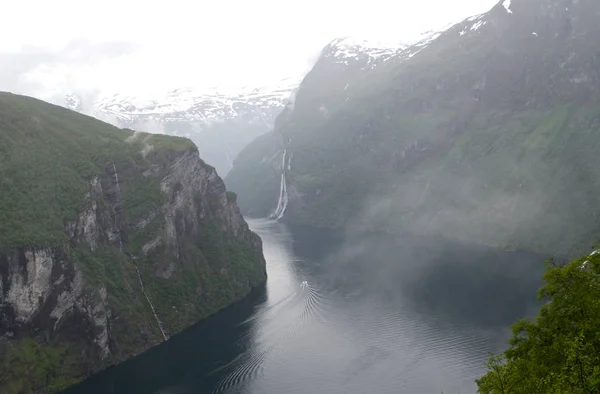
[112, 162, 168, 341]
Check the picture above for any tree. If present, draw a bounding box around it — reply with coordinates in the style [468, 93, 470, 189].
[476, 254, 600, 393]
[0, 338, 79, 393]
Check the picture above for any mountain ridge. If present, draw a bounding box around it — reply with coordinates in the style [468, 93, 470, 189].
[226, 0, 600, 258]
[45, 79, 298, 176]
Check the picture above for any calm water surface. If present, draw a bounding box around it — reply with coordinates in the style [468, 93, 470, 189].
[64, 220, 545, 394]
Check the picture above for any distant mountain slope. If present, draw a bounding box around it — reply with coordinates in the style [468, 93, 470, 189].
[0, 92, 266, 392]
[226, 0, 600, 257]
[54, 79, 298, 176]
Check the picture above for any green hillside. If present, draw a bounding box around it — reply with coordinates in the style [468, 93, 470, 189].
[226, 0, 600, 257]
[0, 92, 194, 250]
[0, 92, 266, 393]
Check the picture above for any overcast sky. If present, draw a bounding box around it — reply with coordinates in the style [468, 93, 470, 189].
[2, 0, 498, 99]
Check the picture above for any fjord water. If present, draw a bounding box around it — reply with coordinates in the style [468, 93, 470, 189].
[64, 219, 545, 394]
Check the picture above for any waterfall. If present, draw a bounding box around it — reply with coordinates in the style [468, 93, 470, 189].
[226, 149, 233, 167]
[112, 163, 124, 252]
[135, 266, 169, 341]
[269, 149, 289, 221]
[110, 163, 135, 301]
[112, 163, 168, 340]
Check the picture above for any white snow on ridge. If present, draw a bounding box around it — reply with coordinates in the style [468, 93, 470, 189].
[87, 77, 299, 125]
[406, 31, 442, 59]
[326, 28, 449, 69]
[471, 20, 486, 31]
[323, 5, 498, 71]
[467, 14, 484, 22]
[327, 36, 408, 68]
[503, 0, 513, 14]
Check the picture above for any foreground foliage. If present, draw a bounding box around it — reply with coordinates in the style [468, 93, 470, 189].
[476, 252, 600, 393]
[0, 338, 81, 393]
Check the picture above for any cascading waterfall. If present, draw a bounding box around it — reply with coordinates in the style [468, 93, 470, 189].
[111, 163, 134, 299]
[112, 163, 124, 252]
[112, 162, 168, 341]
[269, 149, 290, 221]
[135, 266, 169, 341]
[225, 149, 234, 172]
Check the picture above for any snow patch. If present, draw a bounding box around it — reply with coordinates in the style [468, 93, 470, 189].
[467, 14, 484, 22]
[471, 20, 486, 31]
[90, 77, 299, 126]
[502, 0, 513, 14]
[326, 36, 414, 69]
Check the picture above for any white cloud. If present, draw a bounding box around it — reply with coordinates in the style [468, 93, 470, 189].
[1, 0, 498, 97]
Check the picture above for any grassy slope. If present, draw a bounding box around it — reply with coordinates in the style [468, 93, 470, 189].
[229, 76, 600, 257]
[275, 100, 600, 256]
[0, 92, 193, 250]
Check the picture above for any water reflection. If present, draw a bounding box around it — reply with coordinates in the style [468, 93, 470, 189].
[63, 220, 545, 394]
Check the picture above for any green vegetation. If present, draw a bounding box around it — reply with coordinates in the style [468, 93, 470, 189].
[229, 99, 600, 256]
[0, 92, 266, 392]
[135, 221, 265, 333]
[0, 93, 193, 251]
[476, 252, 600, 393]
[0, 338, 81, 393]
[226, 191, 238, 204]
[71, 246, 156, 339]
[122, 175, 167, 224]
[226, 5, 600, 257]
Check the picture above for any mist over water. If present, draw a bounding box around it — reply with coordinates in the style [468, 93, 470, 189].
[63, 219, 546, 394]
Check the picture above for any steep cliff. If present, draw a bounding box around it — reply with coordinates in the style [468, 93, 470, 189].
[227, 0, 600, 258]
[0, 92, 266, 393]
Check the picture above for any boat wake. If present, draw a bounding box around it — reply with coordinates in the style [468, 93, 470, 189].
[211, 280, 331, 394]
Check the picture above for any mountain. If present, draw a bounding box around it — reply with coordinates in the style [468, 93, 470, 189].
[0, 92, 266, 393]
[226, 0, 600, 258]
[56, 79, 298, 176]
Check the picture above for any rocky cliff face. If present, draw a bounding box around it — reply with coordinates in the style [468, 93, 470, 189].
[227, 0, 600, 258]
[0, 92, 266, 393]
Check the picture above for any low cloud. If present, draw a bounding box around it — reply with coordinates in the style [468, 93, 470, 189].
[125, 130, 155, 158]
[0, 40, 136, 98]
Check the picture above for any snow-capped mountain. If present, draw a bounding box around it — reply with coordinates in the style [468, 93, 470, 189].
[319, 13, 495, 73]
[92, 79, 299, 126]
[321, 31, 443, 70]
[54, 36, 433, 176]
[57, 79, 298, 176]
[55, 33, 458, 176]
[227, 0, 600, 259]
